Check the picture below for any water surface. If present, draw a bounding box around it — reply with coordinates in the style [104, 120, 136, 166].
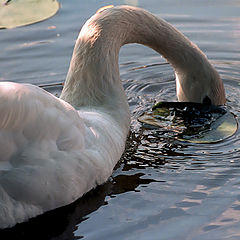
[1, 0, 240, 239]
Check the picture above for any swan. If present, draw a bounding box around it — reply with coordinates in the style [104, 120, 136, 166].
[0, 5, 226, 228]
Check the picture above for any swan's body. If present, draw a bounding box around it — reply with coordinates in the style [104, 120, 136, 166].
[0, 6, 225, 228]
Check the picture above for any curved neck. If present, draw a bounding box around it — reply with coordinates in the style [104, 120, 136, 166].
[60, 5, 225, 113]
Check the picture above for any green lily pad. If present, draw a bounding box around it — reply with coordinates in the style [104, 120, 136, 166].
[138, 102, 238, 143]
[0, 0, 60, 29]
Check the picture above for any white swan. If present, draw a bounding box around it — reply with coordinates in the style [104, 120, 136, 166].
[0, 5, 225, 228]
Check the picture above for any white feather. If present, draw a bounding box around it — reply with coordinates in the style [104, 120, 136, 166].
[0, 82, 127, 228]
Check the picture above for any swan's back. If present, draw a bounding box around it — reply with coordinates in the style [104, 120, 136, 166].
[0, 82, 85, 164]
[0, 82, 126, 228]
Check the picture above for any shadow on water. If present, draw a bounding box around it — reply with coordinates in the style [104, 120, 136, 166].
[0, 188, 105, 240]
[0, 176, 159, 240]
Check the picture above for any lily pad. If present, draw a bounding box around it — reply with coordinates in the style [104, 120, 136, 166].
[0, 0, 60, 29]
[138, 102, 238, 143]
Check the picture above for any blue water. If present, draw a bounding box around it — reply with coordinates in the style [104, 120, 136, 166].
[1, 0, 240, 239]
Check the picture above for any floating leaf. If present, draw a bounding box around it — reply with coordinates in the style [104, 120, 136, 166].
[0, 0, 60, 29]
[138, 102, 238, 143]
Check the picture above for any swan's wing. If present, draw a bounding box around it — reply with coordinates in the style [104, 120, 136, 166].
[0, 82, 126, 228]
[0, 82, 85, 159]
[0, 82, 88, 228]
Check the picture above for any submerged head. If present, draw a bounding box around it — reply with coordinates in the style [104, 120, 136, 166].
[175, 60, 226, 106]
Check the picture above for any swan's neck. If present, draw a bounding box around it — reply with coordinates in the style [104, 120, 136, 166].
[60, 24, 126, 111]
[60, 6, 225, 118]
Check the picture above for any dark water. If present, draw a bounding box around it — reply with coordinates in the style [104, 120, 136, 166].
[1, 0, 240, 239]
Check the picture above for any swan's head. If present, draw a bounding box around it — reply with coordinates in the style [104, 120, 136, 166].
[175, 59, 226, 106]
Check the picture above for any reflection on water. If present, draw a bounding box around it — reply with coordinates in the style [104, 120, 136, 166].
[0, 0, 240, 239]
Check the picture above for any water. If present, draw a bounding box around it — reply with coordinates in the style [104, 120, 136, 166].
[1, 0, 240, 239]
